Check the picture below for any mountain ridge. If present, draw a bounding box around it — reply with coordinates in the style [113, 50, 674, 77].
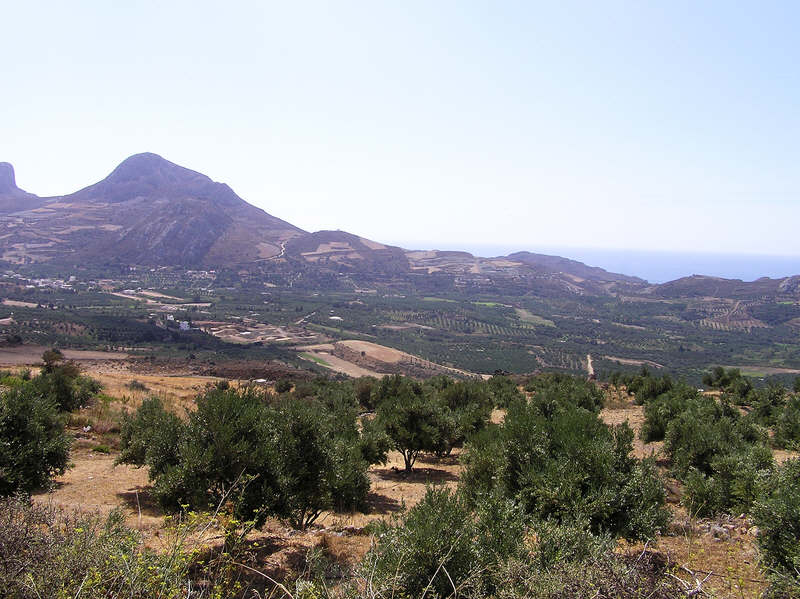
[0, 153, 795, 295]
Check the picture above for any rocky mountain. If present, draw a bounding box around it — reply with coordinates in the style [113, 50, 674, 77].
[0, 163, 44, 214]
[0, 154, 304, 266]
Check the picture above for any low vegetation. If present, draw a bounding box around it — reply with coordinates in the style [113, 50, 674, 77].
[3, 361, 800, 597]
[0, 352, 100, 495]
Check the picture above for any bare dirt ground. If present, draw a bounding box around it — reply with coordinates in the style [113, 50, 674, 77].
[603, 355, 665, 369]
[2, 299, 39, 308]
[33, 450, 158, 531]
[334, 339, 483, 379]
[138, 290, 184, 301]
[727, 365, 800, 375]
[338, 340, 409, 363]
[600, 403, 663, 459]
[300, 351, 388, 378]
[0, 345, 129, 365]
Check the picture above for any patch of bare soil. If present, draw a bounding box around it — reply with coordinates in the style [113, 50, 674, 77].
[625, 513, 767, 598]
[600, 402, 663, 460]
[301, 351, 388, 378]
[333, 340, 480, 379]
[0, 345, 128, 366]
[32, 450, 158, 531]
[338, 340, 409, 363]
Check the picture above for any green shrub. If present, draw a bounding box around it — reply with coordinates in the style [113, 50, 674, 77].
[27, 362, 102, 412]
[683, 445, 774, 517]
[664, 396, 765, 478]
[118, 388, 372, 530]
[752, 459, 800, 589]
[117, 397, 183, 475]
[275, 378, 293, 393]
[774, 396, 800, 450]
[496, 521, 683, 598]
[358, 415, 391, 465]
[532, 518, 612, 570]
[631, 374, 674, 405]
[126, 379, 148, 392]
[0, 386, 71, 495]
[750, 383, 789, 427]
[367, 487, 476, 597]
[0, 496, 249, 598]
[640, 383, 699, 442]
[365, 487, 527, 598]
[353, 376, 376, 409]
[461, 394, 669, 541]
[272, 398, 370, 528]
[435, 380, 493, 455]
[124, 387, 283, 525]
[703, 366, 747, 390]
[524, 372, 604, 413]
[487, 374, 524, 408]
[376, 378, 446, 471]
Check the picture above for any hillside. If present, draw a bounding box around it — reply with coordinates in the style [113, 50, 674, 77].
[284, 230, 410, 273]
[0, 153, 304, 266]
[505, 251, 645, 284]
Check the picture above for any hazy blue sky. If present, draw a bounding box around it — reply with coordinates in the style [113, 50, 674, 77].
[2, 1, 799, 258]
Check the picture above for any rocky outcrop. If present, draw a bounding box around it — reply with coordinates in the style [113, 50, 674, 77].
[0, 163, 18, 194]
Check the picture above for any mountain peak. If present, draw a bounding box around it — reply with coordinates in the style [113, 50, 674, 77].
[0, 162, 19, 194]
[106, 152, 210, 186]
[67, 152, 229, 205]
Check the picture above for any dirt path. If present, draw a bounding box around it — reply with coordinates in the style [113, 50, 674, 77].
[586, 354, 594, 377]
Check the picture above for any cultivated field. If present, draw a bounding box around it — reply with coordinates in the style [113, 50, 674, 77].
[0, 345, 129, 365]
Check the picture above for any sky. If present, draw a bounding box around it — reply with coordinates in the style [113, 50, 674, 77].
[2, 1, 799, 267]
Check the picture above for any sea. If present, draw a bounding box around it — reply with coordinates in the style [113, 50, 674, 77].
[403, 243, 800, 284]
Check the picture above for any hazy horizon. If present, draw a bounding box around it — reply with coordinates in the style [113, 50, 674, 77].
[387, 241, 800, 283]
[3, 1, 800, 258]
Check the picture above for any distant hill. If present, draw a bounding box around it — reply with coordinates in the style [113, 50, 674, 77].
[284, 230, 410, 273]
[0, 153, 304, 266]
[505, 251, 645, 284]
[650, 274, 800, 300]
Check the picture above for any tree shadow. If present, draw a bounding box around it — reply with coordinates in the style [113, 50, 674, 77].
[366, 490, 402, 514]
[371, 466, 459, 484]
[116, 486, 163, 518]
[416, 453, 460, 467]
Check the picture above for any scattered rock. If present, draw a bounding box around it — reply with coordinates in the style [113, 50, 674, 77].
[711, 524, 731, 541]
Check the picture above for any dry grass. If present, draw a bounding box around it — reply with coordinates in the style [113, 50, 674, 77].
[624, 514, 767, 598]
[86, 368, 225, 414]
